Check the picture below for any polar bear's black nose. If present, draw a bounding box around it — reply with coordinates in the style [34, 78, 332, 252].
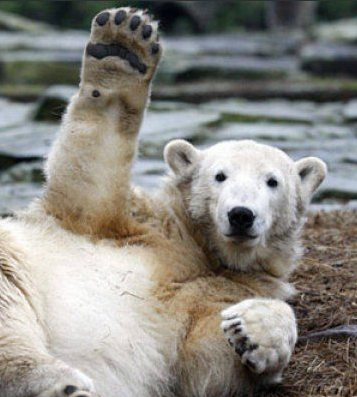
[228, 207, 255, 231]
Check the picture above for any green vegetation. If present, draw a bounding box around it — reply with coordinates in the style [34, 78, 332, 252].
[0, 1, 357, 34]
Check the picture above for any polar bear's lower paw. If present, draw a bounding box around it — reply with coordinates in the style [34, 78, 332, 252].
[84, 7, 161, 83]
[221, 299, 297, 383]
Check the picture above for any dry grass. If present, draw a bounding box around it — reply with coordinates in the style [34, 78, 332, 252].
[266, 211, 357, 397]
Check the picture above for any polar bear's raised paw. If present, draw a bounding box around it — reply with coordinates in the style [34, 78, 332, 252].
[221, 299, 297, 383]
[85, 7, 161, 82]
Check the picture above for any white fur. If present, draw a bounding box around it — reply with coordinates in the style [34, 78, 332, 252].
[0, 7, 327, 397]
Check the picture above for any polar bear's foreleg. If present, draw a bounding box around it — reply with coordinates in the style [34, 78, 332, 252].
[44, 8, 161, 237]
[176, 299, 296, 396]
[221, 299, 297, 385]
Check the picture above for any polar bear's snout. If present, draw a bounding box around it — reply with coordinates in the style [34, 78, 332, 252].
[227, 206, 256, 238]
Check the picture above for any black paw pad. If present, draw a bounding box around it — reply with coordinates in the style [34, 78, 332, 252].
[142, 25, 152, 39]
[96, 12, 110, 26]
[126, 53, 140, 69]
[130, 16, 141, 31]
[86, 43, 108, 59]
[64, 385, 78, 395]
[115, 10, 127, 25]
[151, 43, 160, 55]
[86, 43, 147, 75]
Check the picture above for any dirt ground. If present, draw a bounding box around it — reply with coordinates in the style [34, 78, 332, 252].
[266, 211, 357, 397]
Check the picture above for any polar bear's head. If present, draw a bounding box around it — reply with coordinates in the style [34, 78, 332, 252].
[164, 140, 327, 276]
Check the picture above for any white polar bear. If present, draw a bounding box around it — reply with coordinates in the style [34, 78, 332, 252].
[0, 7, 327, 397]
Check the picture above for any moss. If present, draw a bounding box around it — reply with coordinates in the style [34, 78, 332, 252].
[0, 84, 45, 101]
[2, 61, 80, 85]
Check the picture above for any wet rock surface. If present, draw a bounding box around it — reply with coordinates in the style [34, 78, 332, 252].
[1, 17, 357, 214]
[0, 92, 357, 215]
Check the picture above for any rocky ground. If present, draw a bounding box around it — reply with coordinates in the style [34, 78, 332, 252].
[1, 90, 357, 215]
[1, 16, 357, 214]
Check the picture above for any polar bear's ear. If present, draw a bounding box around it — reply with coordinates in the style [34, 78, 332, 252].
[295, 157, 327, 202]
[164, 140, 200, 175]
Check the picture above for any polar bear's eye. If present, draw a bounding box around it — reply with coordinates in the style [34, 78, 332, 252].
[215, 172, 227, 183]
[267, 177, 278, 188]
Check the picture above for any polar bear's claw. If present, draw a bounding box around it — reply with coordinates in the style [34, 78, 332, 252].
[221, 299, 297, 382]
[85, 7, 161, 78]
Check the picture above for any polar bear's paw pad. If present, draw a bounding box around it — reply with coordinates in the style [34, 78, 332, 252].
[85, 7, 161, 77]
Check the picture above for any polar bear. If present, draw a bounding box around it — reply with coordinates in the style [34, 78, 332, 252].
[0, 7, 327, 397]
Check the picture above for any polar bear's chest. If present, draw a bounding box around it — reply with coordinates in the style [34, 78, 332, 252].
[33, 242, 154, 351]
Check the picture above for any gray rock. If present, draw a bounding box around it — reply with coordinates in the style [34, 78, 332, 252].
[153, 79, 357, 103]
[140, 108, 220, 157]
[301, 43, 357, 77]
[0, 161, 44, 184]
[164, 32, 303, 57]
[0, 30, 87, 52]
[0, 182, 42, 216]
[343, 99, 357, 122]
[0, 10, 52, 33]
[163, 54, 297, 82]
[203, 99, 344, 125]
[314, 18, 357, 44]
[317, 170, 357, 200]
[310, 200, 357, 213]
[0, 98, 34, 130]
[208, 122, 353, 143]
[33, 85, 77, 121]
[0, 123, 57, 165]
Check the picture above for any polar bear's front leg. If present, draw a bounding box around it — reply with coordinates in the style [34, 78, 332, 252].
[44, 8, 161, 237]
[221, 299, 297, 384]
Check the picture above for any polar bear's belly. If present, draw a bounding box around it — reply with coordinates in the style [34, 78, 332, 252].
[21, 228, 170, 397]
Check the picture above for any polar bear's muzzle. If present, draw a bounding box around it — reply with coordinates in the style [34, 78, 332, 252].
[226, 206, 257, 240]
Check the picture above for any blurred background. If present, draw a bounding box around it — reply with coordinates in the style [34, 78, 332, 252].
[0, 0, 357, 215]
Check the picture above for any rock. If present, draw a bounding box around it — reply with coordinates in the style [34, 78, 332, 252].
[208, 122, 353, 144]
[310, 200, 357, 213]
[343, 99, 357, 122]
[33, 85, 77, 121]
[314, 18, 357, 44]
[0, 182, 42, 216]
[0, 98, 34, 130]
[0, 122, 57, 167]
[132, 158, 166, 190]
[0, 10, 52, 33]
[0, 84, 46, 102]
[153, 79, 357, 103]
[0, 161, 44, 184]
[317, 168, 357, 200]
[202, 99, 342, 125]
[301, 43, 357, 77]
[140, 108, 220, 157]
[275, 138, 357, 162]
[164, 32, 302, 57]
[164, 54, 297, 82]
[0, 30, 87, 52]
[0, 52, 81, 85]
